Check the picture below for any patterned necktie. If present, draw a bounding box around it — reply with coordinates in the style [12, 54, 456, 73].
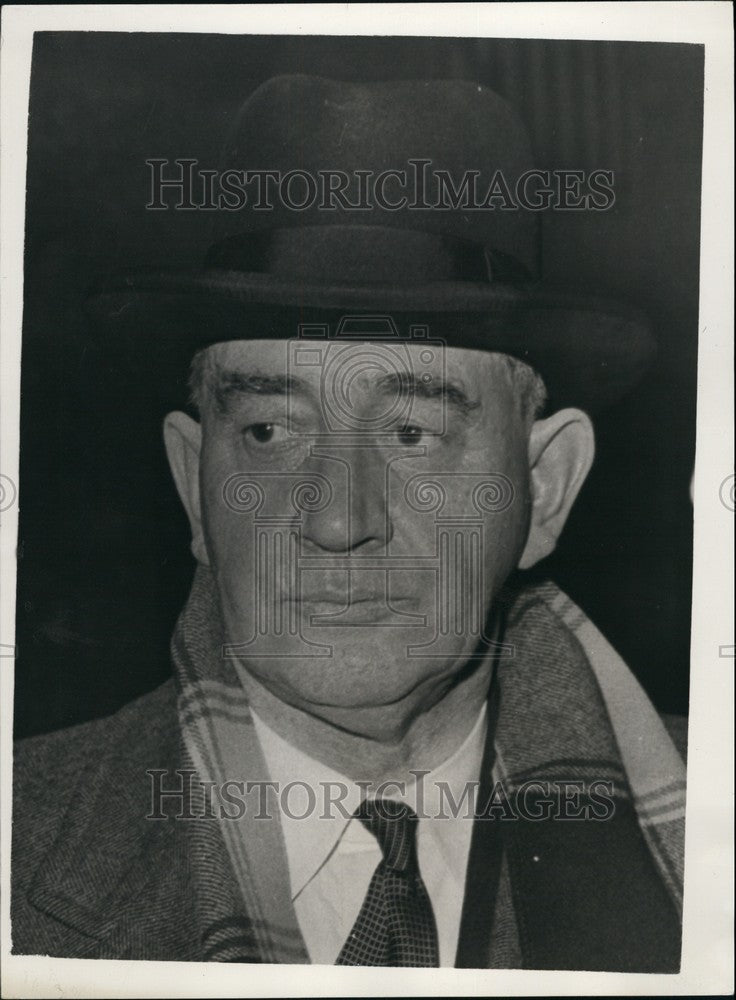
[336, 798, 440, 966]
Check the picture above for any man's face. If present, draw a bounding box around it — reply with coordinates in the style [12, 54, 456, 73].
[191, 338, 532, 733]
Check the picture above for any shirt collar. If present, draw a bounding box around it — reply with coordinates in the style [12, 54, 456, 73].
[250, 704, 488, 901]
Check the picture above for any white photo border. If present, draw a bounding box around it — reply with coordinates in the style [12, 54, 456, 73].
[1, 4, 732, 997]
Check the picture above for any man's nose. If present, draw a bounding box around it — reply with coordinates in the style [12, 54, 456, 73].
[300, 444, 393, 552]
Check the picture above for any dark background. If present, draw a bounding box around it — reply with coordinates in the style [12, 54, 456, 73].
[14, 33, 703, 737]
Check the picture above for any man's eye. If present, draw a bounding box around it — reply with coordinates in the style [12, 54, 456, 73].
[244, 423, 285, 445]
[397, 425, 424, 446]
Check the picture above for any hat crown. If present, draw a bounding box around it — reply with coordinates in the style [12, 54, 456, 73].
[88, 73, 655, 416]
[211, 74, 538, 278]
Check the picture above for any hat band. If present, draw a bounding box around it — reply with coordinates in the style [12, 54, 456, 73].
[204, 225, 531, 285]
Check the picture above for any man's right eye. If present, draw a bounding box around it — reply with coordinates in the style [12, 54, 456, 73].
[243, 423, 286, 445]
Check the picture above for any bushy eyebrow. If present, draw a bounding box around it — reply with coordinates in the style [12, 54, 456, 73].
[376, 372, 480, 417]
[210, 366, 480, 421]
[213, 369, 309, 413]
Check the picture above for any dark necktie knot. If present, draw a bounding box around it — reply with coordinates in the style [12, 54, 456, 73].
[355, 798, 419, 874]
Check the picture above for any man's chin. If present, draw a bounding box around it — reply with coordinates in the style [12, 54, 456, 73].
[235, 640, 470, 718]
[257, 680, 448, 746]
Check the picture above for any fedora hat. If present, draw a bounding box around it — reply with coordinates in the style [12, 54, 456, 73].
[87, 74, 655, 413]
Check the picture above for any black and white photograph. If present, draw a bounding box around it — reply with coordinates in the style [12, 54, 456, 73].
[1, 4, 732, 997]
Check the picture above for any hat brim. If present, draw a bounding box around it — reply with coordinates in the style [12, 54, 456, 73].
[86, 268, 656, 415]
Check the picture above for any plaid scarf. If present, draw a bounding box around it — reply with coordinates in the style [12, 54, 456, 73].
[171, 565, 685, 968]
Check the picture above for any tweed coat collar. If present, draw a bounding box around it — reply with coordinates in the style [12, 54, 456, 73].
[21, 681, 202, 961]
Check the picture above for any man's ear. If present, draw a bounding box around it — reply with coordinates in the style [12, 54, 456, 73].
[518, 407, 595, 570]
[163, 411, 209, 565]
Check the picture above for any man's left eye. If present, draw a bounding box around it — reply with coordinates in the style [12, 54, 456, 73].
[397, 425, 424, 445]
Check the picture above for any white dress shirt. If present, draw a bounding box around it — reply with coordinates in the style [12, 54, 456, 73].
[250, 705, 487, 966]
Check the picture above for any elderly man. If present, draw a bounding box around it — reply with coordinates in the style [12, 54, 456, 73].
[12, 75, 685, 970]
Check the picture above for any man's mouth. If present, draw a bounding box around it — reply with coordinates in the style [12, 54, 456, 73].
[285, 594, 422, 625]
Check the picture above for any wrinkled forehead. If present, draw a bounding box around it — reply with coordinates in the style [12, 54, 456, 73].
[203, 338, 510, 400]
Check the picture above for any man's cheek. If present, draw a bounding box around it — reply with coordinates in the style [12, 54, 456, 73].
[482, 482, 530, 580]
[485, 509, 523, 566]
[207, 512, 260, 642]
[201, 471, 257, 577]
